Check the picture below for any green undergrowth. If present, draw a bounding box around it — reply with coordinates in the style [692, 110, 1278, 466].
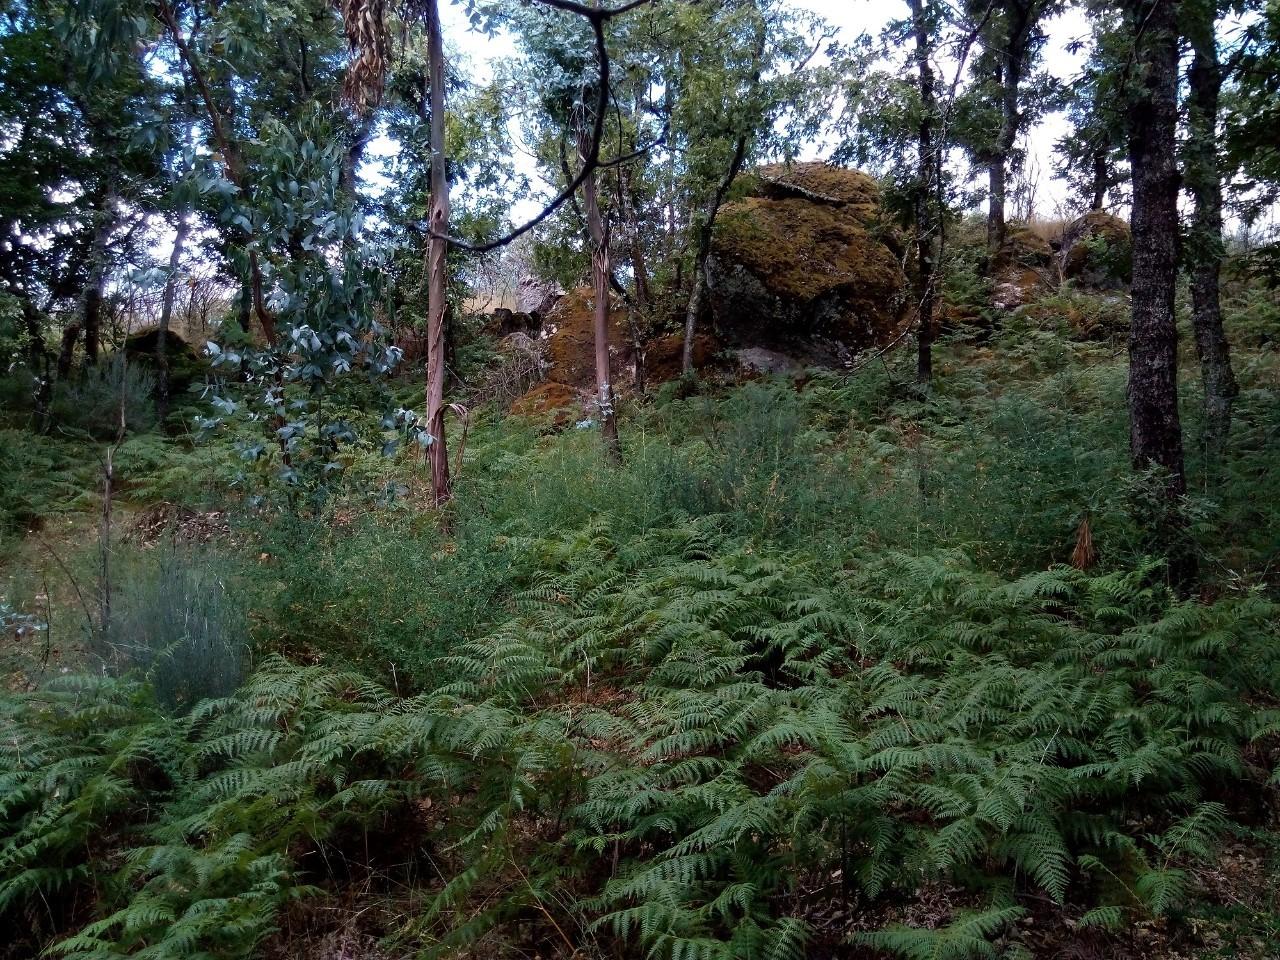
[2, 519, 1278, 959]
[2, 314, 1279, 958]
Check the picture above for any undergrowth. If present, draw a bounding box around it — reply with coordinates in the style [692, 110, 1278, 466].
[2, 517, 1277, 958]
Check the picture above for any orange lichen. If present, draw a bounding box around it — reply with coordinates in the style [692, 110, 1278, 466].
[509, 381, 579, 424]
[539, 286, 633, 389]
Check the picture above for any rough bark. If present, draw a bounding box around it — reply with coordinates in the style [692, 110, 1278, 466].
[425, 0, 452, 503]
[986, 2, 1035, 251]
[1185, 19, 1238, 467]
[156, 209, 191, 423]
[1125, 0, 1186, 495]
[912, 0, 938, 386]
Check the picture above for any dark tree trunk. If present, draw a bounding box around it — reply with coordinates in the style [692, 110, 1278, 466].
[988, 150, 1007, 250]
[1090, 146, 1108, 210]
[912, 0, 937, 386]
[1185, 20, 1238, 468]
[156, 209, 191, 423]
[1125, 0, 1185, 493]
[81, 193, 115, 365]
[57, 323, 81, 381]
[1125, 0, 1194, 585]
[425, 0, 452, 503]
[986, 2, 1034, 251]
[236, 281, 252, 333]
[682, 133, 747, 375]
[20, 299, 52, 423]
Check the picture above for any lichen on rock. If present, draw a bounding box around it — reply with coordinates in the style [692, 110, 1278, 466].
[1059, 210, 1132, 289]
[706, 162, 908, 369]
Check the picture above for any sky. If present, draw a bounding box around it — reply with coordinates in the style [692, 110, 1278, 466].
[403, 0, 1098, 224]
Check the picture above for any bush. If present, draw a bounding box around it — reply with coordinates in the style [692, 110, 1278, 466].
[98, 548, 247, 710]
[48, 355, 158, 439]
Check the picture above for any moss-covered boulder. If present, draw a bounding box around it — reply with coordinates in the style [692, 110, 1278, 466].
[123, 328, 208, 392]
[707, 163, 907, 367]
[1059, 211, 1132, 289]
[510, 286, 633, 417]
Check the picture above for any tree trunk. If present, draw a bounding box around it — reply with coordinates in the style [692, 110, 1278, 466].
[619, 161, 652, 312]
[1125, 0, 1185, 494]
[20, 299, 52, 424]
[987, 3, 1033, 251]
[1186, 20, 1238, 468]
[580, 129, 621, 461]
[425, 0, 451, 503]
[81, 191, 115, 365]
[1090, 146, 1108, 210]
[912, 0, 937, 386]
[57, 323, 81, 381]
[683, 9, 764, 374]
[156, 209, 191, 423]
[987, 152, 1007, 250]
[681, 134, 747, 376]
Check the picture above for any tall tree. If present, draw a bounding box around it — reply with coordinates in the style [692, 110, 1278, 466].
[1054, 13, 1129, 212]
[972, 0, 1056, 250]
[1183, 0, 1238, 466]
[1122, 0, 1188, 510]
[424, 0, 453, 501]
[911, 0, 939, 385]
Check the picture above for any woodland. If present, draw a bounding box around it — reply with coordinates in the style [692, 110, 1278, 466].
[1, 0, 1280, 957]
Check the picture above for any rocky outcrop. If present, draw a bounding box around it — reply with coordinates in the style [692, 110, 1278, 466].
[123, 328, 207, 392]
[990, 223, 1056, 311]
[706, 163, 908, 368]
[1059, 211, 1132, 289]
[642, 332, 716, 385]
[508, 286, 633, 420]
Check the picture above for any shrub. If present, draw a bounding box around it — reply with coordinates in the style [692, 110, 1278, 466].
[48, 355, 158, 439]
[98, 548, 247, 710]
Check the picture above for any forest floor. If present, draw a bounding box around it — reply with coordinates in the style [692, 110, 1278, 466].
[3, 294, 1280, 959]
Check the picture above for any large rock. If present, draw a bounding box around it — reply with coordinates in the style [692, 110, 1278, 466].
[1059, 210, 1132, 289]
[989, 223, 1055, 311]
[123, 328, 208, 392]
[509, 286, 633, 419]
[706, 163, 908, 367]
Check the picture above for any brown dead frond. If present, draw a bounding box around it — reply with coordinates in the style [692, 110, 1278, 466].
[337, 0, 390, 112]
[1071, 514, 1097, 571]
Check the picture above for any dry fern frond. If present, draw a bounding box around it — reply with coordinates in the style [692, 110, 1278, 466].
[1071, 513, 1097, 571]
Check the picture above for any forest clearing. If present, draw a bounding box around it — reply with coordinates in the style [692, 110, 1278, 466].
[2, 0, 1280, 957]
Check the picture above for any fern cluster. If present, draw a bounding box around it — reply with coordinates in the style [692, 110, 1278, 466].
[5, 519, 1276, 958]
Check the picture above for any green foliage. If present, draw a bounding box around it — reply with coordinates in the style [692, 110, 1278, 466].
[99, 548, 248, 710]
[0, 429, 97, 538]
[48, 356, 159, 440]
[4, 513, 1276, 957]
